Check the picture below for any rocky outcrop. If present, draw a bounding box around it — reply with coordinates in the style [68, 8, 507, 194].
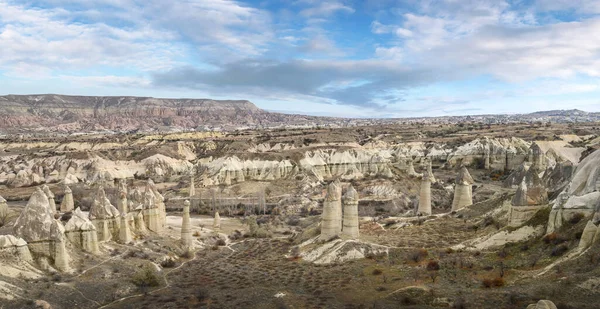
[406, 160, 419, 177]
[13, 187, 69, 271]
[418, 172, 432, 216]
[64, 208, 99, 253]
[509, 167, 548, 226]
[189, 175, 196, 197]
[0, 235, 33, 262]
[577, 220, 599, 251]
[89, 187, 120, 241]
[342, 185, 359, 239]
[142, 182, 162, 233]
[41, 185, 56, 211]
[181, 200, 193, 248]
[547, 149, 600, 233]
[60, 185, 74, 213]
[451, 167, 474, 212]
[321, 182, 342, 240]
[446, 137, 531, 170]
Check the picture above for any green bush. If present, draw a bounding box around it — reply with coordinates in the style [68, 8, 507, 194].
[131, 266, 160, 288]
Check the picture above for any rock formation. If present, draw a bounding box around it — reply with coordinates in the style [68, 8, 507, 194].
[42, 185, 56, 211]
[425, 159, 436, 182]
[146, 179, 166, 229]
[89, 187, 120, 241]
[418, 171, 432, 216]
[213, 211, 221, 230]
[134, 211, 148, 234]
[142, 186, 162, 233]
[342, 185, 359, 239]
[64, 208, 99, 253]
[509, 168, 548, 226]
[451, 166, 474, 212]
[118, 213, 132, 244]
[181, 200, 193, 248]
[321, 181, 342, 240]
[483, 145, 491, 170]
[189, 174, 196, 197]
[406, 160, 419, 177]
[0, 195, 7, 220]
[526, 300, 557, 309]
[116, 179, 128, 214]
[60, 185, 74, 213]
[0, 235, 33, 263]
[530, 143, 545, 169]
[13, 187, 69, 271]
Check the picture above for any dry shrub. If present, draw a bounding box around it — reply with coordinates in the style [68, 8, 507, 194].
[569, 212, 585, 225]
[409, 248, 429, 263]
[481, 277, 504, 288]
[372, 269, 383, 275]
[543, 233, 566, 245]
[426, 260, 440, 271]
[551, 244, 569, 257]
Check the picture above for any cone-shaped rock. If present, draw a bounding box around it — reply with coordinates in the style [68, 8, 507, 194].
[116, 179, 128, 214]
[418, 171, 432, 215]
[182, 200, 193, 248]
[407, 160, 418, 176]
[118, 213, 132, 244]
[65, 208, 99, 253]
[451, 167, 474, 211]
[333, 178, 343, 231]
[89, 187, 120, 241]
[426, 160, 436, 182]
[342, 185, 359, 239]
[142, 186, 162, 233]
[42, 185, 56, 211]
[512, 168, 548, 206]
[321, 182, 342, 239]
[13, 187, 69, 271]
[60, 185, 74, 213]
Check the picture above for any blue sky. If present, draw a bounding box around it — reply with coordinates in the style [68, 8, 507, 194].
[1, 0, 600, 118]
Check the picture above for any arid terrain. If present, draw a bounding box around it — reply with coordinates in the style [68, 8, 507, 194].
[1, 100, 600, 309]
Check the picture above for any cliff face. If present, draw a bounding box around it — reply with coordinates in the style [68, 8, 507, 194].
[0, 94, 280, 132]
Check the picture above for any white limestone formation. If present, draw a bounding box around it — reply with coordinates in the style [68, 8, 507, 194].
[0, 195, 7, 221]
[134, 211, 148, 234]
[60, 185, 74, 213]
[146, 179, 166, 229]
[64, 208, 99, 253]
[142, 186, 162, 233]
[342, 185, 359, 239]
[189, 175, 196, 197]
[425, 160, 436, 182]
[42, 185, 56, 211]
[452, 167, 474, 212]
[89, 187, 120, 241]
[509, 168, 548, 226]
[321, 182, 342, 240]
[13, 187, 69, 271]
[547, 149, 600, 233]
[118, 214, 132, 244]
[577, 220, 599, 251]
[418, 171, 432, 216]
[484, 145, 491, 170]
[181, 200, 193, 248]
[116, 178, 128, 214]
[213, 211, 221, 230]
[406, 160, 419, 177]
[447, 137, 531, 170]
[333, 178, 343, 231]
[0, 235, 33, 263]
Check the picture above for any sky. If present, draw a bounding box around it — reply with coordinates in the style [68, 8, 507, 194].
[1, 0, 600, 118]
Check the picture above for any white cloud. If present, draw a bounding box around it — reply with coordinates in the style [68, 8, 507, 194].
[300, 1, 354, 17]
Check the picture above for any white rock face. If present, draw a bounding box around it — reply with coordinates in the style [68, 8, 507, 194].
[118, 214, 132, 244]
[578, 220, 599, 251]
[526, 300, 558, 309]
[342, 185, 359, 239]
[13, 187, 69, 271]
[548, 149, 600, 233]
[64, 208, 99, 253]
[142, 184, 162, 233]
[41, 185, 56, 211]
[447, 137, 531, 170]
[189, 175, 196, 197]
[321, 182, 342, 240]
[0, 195, 7, 220]
[0, 235, 33, 262]
[418, 172, 432, 215]
[60, 185, 74, 212]
[89, 187, 120, 241]
[452, 167, 474, 212]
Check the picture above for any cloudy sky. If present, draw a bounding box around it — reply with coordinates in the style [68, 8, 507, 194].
[1, 0, 600, 117]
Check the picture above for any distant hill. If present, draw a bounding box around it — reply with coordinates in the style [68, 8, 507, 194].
[0, 94, 327, 133]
